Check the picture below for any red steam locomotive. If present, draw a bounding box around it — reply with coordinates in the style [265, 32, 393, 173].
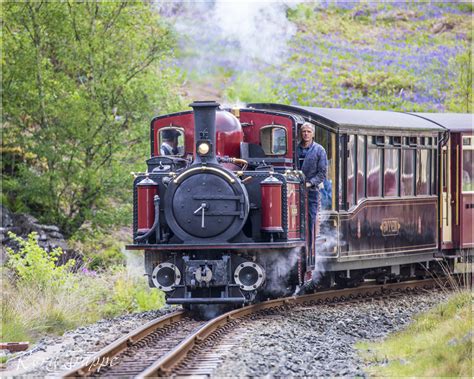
[127, 101, 473, 306]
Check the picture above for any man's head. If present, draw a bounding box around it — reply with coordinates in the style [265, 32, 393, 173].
[162, 129, 179, 143]
[300, 122, 315, 145]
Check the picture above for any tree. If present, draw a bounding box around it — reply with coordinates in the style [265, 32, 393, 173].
[2, 1, 183, 236]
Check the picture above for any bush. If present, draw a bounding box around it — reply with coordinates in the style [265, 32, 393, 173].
[1, 233, 165, 343]
[69, 230, 126, 271]
[6, 232, 75, 290]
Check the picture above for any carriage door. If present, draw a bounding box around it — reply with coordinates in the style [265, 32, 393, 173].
[441, 143, 453, 247]
[460, 135, 474, 248]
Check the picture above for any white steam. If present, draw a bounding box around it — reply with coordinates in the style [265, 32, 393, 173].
[157, 0, 303, 74]
[311, 211, 346, 285]
[212, 1, 298, 66]
[122, 246, 145, 279]
[258, 247, 301, 296]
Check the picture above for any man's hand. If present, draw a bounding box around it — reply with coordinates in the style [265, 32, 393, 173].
[305, 182, 313, 188]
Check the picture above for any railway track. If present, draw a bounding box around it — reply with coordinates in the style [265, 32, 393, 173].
[63, 278, 442, 378]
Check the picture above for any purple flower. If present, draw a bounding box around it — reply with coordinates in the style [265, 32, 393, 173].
[81, 267, 97, 277]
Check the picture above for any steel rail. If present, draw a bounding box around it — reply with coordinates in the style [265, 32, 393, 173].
[138, 278, 438, 377]
[62, 310, 186, 378]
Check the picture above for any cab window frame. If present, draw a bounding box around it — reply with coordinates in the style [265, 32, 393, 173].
[260, 125, 288, 156]
[158, 126, 186, 157]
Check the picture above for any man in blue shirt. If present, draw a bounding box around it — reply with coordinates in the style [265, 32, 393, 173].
[297, 122, 328, 238]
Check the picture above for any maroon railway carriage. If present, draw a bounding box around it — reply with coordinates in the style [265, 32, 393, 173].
[413, 113, 473, 252]
[127, 102, 472, 306]
[251, 104, 451, 286]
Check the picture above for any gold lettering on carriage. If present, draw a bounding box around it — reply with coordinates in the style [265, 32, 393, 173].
[290, 205, 298, 216]
[380, 218, 400, 236]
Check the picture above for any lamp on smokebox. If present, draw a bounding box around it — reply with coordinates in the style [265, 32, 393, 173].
[197, 141, 210, 155]
[196, 128, 212, 158]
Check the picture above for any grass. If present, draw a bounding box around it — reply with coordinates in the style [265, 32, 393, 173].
[1, 268, 166, 343]
[1, 233, 165, 343]
[357, 290, 472, 377]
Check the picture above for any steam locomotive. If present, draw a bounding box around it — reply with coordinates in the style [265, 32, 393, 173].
[127, 101, 473, 306]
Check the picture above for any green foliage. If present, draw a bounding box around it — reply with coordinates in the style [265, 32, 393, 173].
[87, 246, 125, 271]
[102, 275, 165, 318]
[358, 292, 473, 377]
[2, 2, 184, 236]
[224, 73, 280, 103]
[69, 229, 128, 271]
[6, 232, 75, 290]
[447, 49, 473, 113]
[1, 234, 164, 342]
[1, 304, 31, 342]
[274, 2, 471, 112]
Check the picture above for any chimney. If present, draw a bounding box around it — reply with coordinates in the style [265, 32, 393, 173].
[189, 101, 220, 165]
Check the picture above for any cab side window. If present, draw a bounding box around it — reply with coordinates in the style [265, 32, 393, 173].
[159, 128, 185, 156]
[260, 126, 287, 155]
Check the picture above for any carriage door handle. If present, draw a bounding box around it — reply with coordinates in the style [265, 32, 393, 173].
[194, 202, 208, 228]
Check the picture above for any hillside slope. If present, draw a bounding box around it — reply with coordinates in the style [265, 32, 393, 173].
[164, 2, 472, 112]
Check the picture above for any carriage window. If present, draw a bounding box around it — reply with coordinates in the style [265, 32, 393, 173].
[401, 149, 415, 196]
[367, 145, 382, 197]
[463, 149, 474, 192]
[357, 135, 366, 202]
[416, 149, 430, 195]
[384, 149, 399, 197]
[373, 136, 385, 146]
[320, 130, 336, 211]
[347, 135, 356, 208]
[408, 137, 418, 146]
[159, 128, 185, 156]
[431, 149, 437, 195]
[260, 126, 287, 155]
[442, 148, 448, 189]
[390, 136, 402, 146]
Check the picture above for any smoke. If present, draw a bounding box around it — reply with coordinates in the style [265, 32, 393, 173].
[311, 211, 347, 286]
[258, 247, 301, 297]
[157, 1, 302, 75]
[211, 1, 298, 67]
[198, 304, 231, 321]
[122, 246, 144, 279]
[219, 100, 247, 110]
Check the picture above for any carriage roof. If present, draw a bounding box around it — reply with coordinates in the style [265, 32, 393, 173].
[248, 103, 448, 133]
[410, 112, 473, 133]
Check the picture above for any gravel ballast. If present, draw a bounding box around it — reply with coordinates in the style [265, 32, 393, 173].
[2, 290, 450, 377]
[212, 290, 450, 377]
[2, 307, 177, 377]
